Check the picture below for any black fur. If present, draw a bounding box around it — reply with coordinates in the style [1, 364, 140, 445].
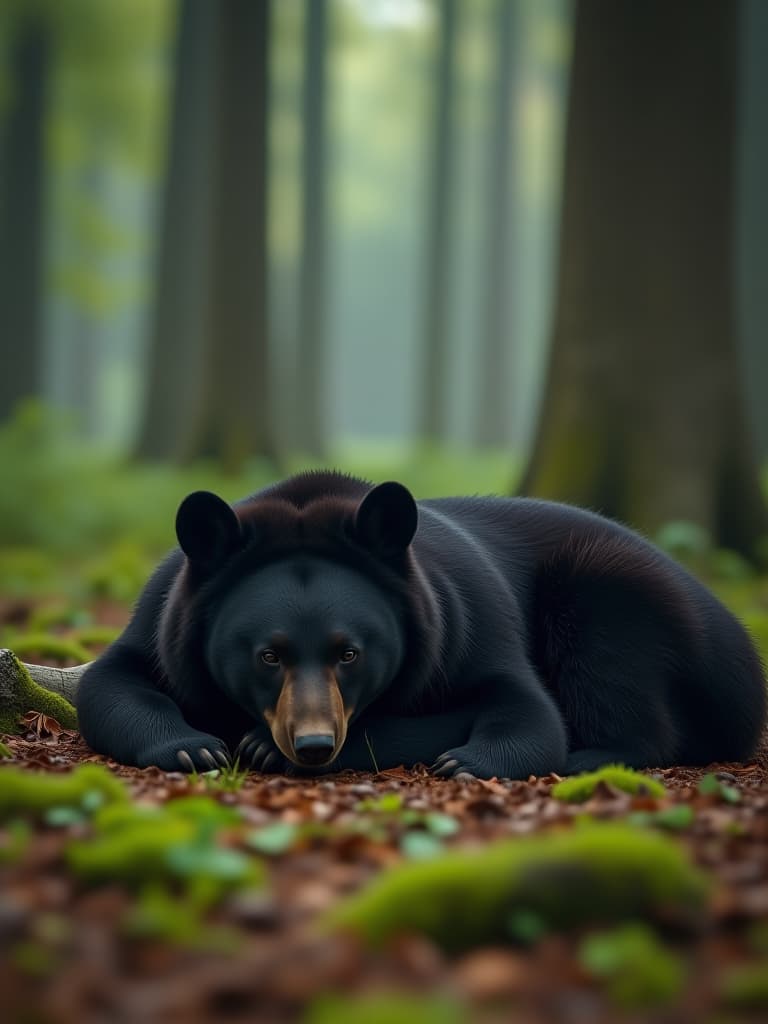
[76, 471, 767, 778]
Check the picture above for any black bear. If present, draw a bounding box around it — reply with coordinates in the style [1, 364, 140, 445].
[76, 472, 767, 778]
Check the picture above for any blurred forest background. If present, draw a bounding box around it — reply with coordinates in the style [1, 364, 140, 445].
[1, 0, 768, 603]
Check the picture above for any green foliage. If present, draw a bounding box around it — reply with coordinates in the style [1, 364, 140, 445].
[552, 765, 665, 802]
[718, 963, 768, 1010]
[246, 796, 459, 861]
[0, 651, 78, 733]
[0, 741, 13, 758]
[67, 795, 261, 902]
[0, 819, 30, 865]
[627, 804, 695, 831]
[579, 923, 685, 1009]
[7, 633, 91, 664]
[304, 994, 466, 1024]
[325, 823, 709, 950]
[697, 774, 741, 804]
[121, 883, 239, 951]
[0, 763, 126, 820]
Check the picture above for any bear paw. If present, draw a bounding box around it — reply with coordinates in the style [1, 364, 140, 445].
[142, 735, 231, 773]
[234, 730, 291, 774]
[431, 745, 495, 779]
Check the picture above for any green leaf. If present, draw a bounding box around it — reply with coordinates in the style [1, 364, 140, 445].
[697, 773, 720, 795]
[507, 910, 547, 945]
[165, 843, 252, 882]
[399, 831, 444, 861]
[44, 805, 86, 827]
[654, 805, 695, 830]
[424, 812, 460, 837]
[246, 821, 300, 855]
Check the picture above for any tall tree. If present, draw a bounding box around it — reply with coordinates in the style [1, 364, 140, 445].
[135, 0, 216, 460]
[473, 0, 515, 447]
[0, 13, 49, 422]
[738, 0, 768, 459]
[182, 0, 275, 469]
[419, 0, 457, 442]
[293, 0, 328, 456]
[520, 0, 767, 557]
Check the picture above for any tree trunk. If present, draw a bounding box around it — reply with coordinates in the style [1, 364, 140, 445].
[520, 0, 767, 558]
[473, 0, 515, 447]
[0, 16, 49, 422]
[135, 0, 217, 460]
[738, 0, 768, 460]
[290, 0, 329, 457]
[183, 0, 275, 470]
[419, 0, 457, 443]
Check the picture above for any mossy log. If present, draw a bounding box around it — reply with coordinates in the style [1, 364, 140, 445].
[0, 648, 85, 732]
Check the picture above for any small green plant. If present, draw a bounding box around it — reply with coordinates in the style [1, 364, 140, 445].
[718, 963, 768, 1010]
[304, 994, 466, 1024]
[68, 795, 261, 904]
[8, 633, 92, 664]
[325, 823, 709, 950]
[698, 773, 741, 803]
[552, 765, 665, 802]
[627, 804, 695, 831]
[0, 764, 126, 820]
[579, 923, 686, 1008]
[121, 883, 239, 951]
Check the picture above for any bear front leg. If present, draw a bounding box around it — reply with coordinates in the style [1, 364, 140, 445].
[77, 644, 231, 772]
[431, 674, 567, 780]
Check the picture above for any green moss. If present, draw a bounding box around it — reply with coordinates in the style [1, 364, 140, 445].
[0, 741, 12, 758]
[8, 633, 91, 664]
[304, 994, 466, 1024]
[579, 923, 685, 1008]
[68, 796, 261, 900]
[552, 765, 665, 802]
[121, 883, 238, 951]
[719, 963, 768, 1010]
[0, 764, 126, 820]
[325, 823, 708, 951]
[70, 625, 121, 649]
[0, 652, 78, 733]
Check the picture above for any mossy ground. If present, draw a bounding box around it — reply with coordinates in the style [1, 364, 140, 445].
[325, 822, 708, 950]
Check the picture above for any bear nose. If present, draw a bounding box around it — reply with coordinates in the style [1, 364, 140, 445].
[294, 733, 335, 765]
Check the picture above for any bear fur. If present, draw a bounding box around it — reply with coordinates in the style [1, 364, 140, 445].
[76, 471, 767, 778]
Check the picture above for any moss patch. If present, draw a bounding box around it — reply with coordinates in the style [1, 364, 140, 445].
[0, 764, 126, 820]
[304, 994, 465, 1024]
[7, 633, 91, 664]
[579, 923, 686, 1008]
[67, 795, 261, 899]
[553, 765, 665, 802]
[325, 823, 708, 951]
[719, 963, 768, 1010]
[0, 650, 78, 733]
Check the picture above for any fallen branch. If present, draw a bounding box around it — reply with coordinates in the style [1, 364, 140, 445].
[0, 649, 84, 732]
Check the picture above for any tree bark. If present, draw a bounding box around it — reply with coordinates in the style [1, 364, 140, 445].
[135, 0, 216, 460]
[738, 0, 768, 460]
[520, 0, 767, 558]
[0, 16, 49, 422]
[292, 0, 329, 457]
[419, 0, 457, 443]
[182, 0, 275, 470]
[473, 0, 516, 447]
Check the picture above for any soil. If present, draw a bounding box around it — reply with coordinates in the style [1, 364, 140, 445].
[1, 605, 767, 1023]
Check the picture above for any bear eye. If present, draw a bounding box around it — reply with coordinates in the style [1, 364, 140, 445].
[339, 647, 358, 664]
[260, 649, 280, 666]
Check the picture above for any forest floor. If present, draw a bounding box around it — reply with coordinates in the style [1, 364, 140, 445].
[1, 599, 767, 1023]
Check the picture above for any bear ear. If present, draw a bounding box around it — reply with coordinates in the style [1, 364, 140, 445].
[354, 481, 418, 557]
[176, 491, 243, 569]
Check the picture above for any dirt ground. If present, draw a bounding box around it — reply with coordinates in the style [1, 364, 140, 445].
[2, 721, 767, 1024]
